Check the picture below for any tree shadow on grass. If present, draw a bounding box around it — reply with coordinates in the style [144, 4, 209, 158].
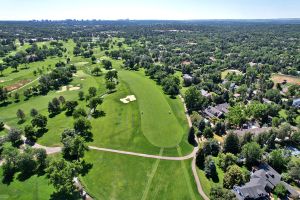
[35, 128, 48, 138]
[1, 170, 15, 185]
[17, 120, 25, 125]
[0, 101, 12, 108]
[80, 160, 93, 176]
[17, 171, 35, 182]
[50, 191, 81, 200]
[92, 110, 105, 118]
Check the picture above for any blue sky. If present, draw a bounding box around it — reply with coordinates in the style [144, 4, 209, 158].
[0, 0, 299, 20]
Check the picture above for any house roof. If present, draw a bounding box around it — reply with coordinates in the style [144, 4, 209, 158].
[232, 164, 282, 200]
[183, 74, 193, 80]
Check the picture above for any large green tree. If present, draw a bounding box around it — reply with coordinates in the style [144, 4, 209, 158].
[242, 142, 263, 166]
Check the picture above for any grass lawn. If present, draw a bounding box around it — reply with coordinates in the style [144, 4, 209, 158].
[119, 69, 186, 148]
[272, 73, 300, 85]
[0, 129, 7, 137]
[0, 168, 54, 200]
[221, 69, 242, 80]
[80, 150, 201, 200]
[196, 157, 224, 197]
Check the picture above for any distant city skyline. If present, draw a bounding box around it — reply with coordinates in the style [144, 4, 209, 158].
[0, 0, 299, 20]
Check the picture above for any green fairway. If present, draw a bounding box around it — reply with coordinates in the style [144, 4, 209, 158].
[119, 69, 185, 148]
[0, 168, 54, 200]
[80, 150, 201, 200]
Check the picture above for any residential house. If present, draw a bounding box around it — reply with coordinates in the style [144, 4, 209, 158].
[233, 164, 300, 200]
[203, 103, 229, 119]
[292, 98, 300, 108]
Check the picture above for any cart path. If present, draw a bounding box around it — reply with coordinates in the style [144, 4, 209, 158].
[2, 95, 210, 200]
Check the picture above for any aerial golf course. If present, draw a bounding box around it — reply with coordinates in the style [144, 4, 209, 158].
[0, 39, 200, 200]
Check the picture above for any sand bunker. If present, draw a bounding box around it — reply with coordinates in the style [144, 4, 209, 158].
[120, 95, 136, 104]
[57, 85, 81, 93]
[0, 80, 5, 83]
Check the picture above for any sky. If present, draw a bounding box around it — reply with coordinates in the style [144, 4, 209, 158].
[0, 0, 299, 20]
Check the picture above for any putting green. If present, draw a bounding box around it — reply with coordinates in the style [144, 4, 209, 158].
[119, 70, 185, 148]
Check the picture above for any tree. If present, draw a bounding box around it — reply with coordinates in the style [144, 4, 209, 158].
[45, 158, 82, 195]
[102, 59, 112, 70]
[30, 108, 38, 117]
[274, 183, 288, 198]
[198, 119, 206, 132]
[291, 131, 300, 145]
[0, 63, 6, 76]
[223, 165, 245, 189]
[11, 61, 19, 72]
[65, 101, 78, 115]
[0, 121, 4, 131]
[92, 66, 101, 76]
[105, 81, 116, 92]
[268, 149, 291, 173]
[196, 148, 205, 169]
[88, 87, 97, 97]
[185, 87, 207, 112]
[48, 102, 57, 115]
[78, 91, 84, 101]
[34, 148, 47, 170]
[14, 92, 20, 102]
[0, 86, 8, 103]
[58, 96, 66, 105]
[227, 104, 247, 128]
[31, 114, 47, 130]
[72, 108, 87, 119]
[1, 144, 19, 179]
[218, 153, 238, 171]
[16, 109, 25, 122]
[24, 125, 36, 141]
[17, 148, 37, 176]
[242, 142, 262, 167]
[287, 159, 300, 182]
[214, 121, 226, 136]
[203, 127, 214, 139]
[210, 186, 237, 200]
[105, 70, 118, 82]
[265, 89, 281, 104]
[89, 96, 103, 111]
[73, 117, 92, 139]
[161, 76, 180, 96]
[62, 135, 88, 160]
[23, 89, 31, 100]
[8, 128, 23, 146]
[223, 132, 240, 154]
[203, 139, 220, 156]
[188, 127, 197, 146]
[204, 156, 218, 179]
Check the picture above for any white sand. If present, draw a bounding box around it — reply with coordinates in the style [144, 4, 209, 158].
[57, 85, 80, 93]
[0, 80, 5, 83]
[120, 95, 136, 104]
[69, 86, 80, 91]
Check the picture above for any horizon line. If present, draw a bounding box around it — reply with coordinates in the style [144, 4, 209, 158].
[0, 18, 300, 22]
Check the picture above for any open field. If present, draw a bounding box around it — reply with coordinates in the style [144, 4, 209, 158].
[80, 150, 201, 200]
[0, 168, 54, 200]
[272, 74, 300, 85]
[221, 69, 243, 79]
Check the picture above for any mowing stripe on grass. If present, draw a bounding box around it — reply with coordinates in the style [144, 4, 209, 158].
[140, 148, 164, 200]
[119, 70, 185, 148]
[177, 147, 197, 200]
